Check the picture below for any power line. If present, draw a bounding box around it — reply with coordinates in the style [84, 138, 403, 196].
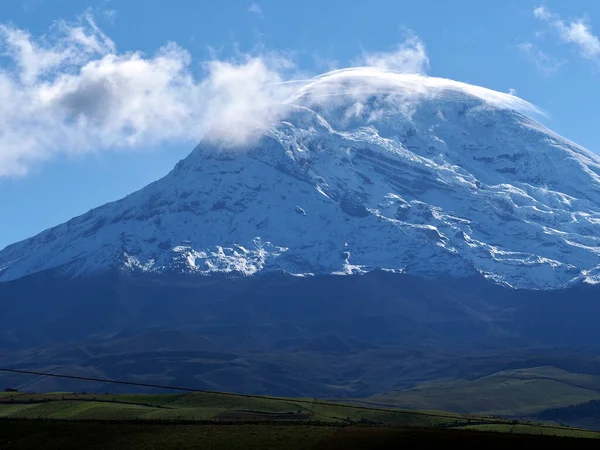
[0, 367, 596, 434]
[1, 368, 218, 394]
[0, 367, 466, 419]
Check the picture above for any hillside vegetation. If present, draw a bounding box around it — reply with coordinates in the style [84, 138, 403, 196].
[363, 367, 600, 416]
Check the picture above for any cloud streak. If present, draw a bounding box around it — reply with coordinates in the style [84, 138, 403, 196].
[0, 15, 538, 177]
[518, 41, 564, 75]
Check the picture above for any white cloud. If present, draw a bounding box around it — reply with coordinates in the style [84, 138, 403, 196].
[248, 3, 263, 18]
[199, 54, 295, 145]
[355, 35, 429, 74]
[556, 20, 600, 60]
[533, 5, 551, 21]
[0, 16, 538, 177]
[518, 41, 564, 75]
[0, 15, 298, 176]
[533, 5, 600, 61]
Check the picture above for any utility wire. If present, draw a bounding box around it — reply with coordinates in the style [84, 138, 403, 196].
[1, 368, 223, 395]
[0, 367, 596, 434]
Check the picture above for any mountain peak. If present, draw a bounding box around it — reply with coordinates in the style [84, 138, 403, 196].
[2, 71, 600, 288]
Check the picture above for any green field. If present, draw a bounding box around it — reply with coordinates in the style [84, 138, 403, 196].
[363, 366, 600, 416]
[0, 391, 467, 426]
[1, 389, 599, 439]
[2, 388, 600, 449]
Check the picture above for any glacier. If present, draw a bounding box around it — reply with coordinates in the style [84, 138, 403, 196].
[1, 67, 600, 289]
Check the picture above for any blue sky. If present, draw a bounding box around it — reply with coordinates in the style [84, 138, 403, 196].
[1, 0, 599, 249]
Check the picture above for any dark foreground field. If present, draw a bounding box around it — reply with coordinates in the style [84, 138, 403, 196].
[2, 419, 600, 450]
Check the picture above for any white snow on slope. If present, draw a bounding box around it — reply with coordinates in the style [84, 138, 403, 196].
[1, 68, 599, 289]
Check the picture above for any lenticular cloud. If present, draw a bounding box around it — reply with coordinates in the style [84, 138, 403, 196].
[289, 68, 540, 116]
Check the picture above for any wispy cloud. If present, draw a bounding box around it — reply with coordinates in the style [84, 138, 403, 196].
[355, 35, 429, 74]
[101, 9, 117, 25]
[311, 52, 339, 72]
[0, 16, 536, 177]
[0, 14, 116, 85]
[518, 41, 564, 75]
[248, 3, 263, 18]
[21, 0, 43, 12]
[534, 5, 600, 62]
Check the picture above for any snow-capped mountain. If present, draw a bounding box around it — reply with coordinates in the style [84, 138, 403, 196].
[2, 68, 600, 289]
